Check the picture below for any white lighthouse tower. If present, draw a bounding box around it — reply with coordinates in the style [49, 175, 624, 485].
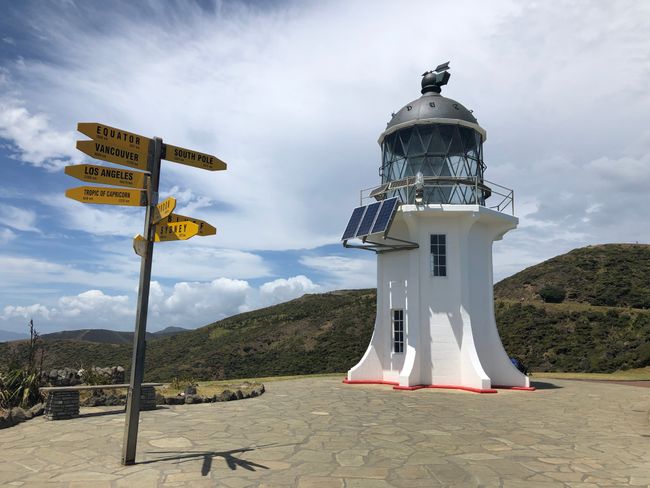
[342, 64, 532, 393]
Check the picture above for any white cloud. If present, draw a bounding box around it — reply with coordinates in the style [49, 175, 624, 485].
[0, 274, 327, 332]
[4, 205, 40, 232]
[0, 228, 16, 244]
[0, 99, 76, 170]
[300, 255, 376, 289]
[259, 275, 321, 306]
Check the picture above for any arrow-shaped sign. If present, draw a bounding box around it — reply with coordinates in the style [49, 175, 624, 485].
[77, 122, 150, 152]
[66, 186, 147, 206]
[76, 140, 149, 171]
[65, 163, 147, 189]
[133, 235, 147, 258]
[163, 143, 227, 171]
[163, 212, 216, 236]
[154, 221, 199, 242]
[152, 197, 176, 224]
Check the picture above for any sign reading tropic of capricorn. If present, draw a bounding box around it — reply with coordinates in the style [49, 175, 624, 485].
[64, 122, 227, 467]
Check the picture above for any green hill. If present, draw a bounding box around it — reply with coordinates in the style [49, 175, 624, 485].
[494, 244, 650, 308]
[2, 244, 649, 378]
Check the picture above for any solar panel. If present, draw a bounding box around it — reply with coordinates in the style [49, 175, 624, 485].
[341, 206, 366, 240]
[370, 197, 399, 235]
[356, 202, 381, 237]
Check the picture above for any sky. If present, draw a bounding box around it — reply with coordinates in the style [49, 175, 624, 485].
[0, 0, 648, 334]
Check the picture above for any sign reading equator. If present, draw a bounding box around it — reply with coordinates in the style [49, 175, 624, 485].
[164, 143, 227, 171]
[77, 123, 151, 152]
[76, 140, 149, 171]
[65, 186, 147, 206]
[65, 163, 147, 189]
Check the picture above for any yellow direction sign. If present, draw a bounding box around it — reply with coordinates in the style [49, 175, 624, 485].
[152, 197, 176, 224]
[154, 221, 199, 242]
[65, 186, 147, 206]
[163, 212, 216, 236]
[76, 140, 148, 171]
[164, 144, 227, 171]
[65, 163, 147, 189]
[133, 235, 147, 258]
[77, 123, 150, 152]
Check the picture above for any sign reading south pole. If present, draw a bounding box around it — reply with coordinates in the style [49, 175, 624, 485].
[65, 164, 147, 189]
[164, 143, 227, 171]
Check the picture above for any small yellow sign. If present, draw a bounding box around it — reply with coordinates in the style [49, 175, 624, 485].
[152, 197, 176, 224]
[65, 186, 147, 206]
[77, 123, 150, 152]
[76, 140, 148, 171]
[133, 235, 147, 258]
[164, 144, 227, 171]
[65, 163, 147, 189]
[154, 221, 199, 242]
[163, 213, 216, 236]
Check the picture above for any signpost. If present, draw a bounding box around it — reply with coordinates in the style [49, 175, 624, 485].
[65, 122, 224, 466]
[65, 163, 147, 189]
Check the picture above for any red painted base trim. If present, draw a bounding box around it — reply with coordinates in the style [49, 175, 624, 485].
[342, 379, 498, 394]
[493, 385, 537, 391]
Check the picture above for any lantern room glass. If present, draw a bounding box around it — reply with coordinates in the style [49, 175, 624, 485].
[381, 124, 486, 204]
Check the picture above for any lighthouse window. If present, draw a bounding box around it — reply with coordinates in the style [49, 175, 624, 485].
[392, 309, 404, 353]
[430, 234, 447, 277]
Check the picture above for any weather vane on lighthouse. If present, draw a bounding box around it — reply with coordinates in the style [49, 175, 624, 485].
[341, 62, 533, 393]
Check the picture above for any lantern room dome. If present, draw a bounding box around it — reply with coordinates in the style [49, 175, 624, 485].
[380, 65, 486, 144]
[385, 92, 478, 131]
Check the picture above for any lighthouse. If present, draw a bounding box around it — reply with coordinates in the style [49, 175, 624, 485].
[341, 63, 531, 392]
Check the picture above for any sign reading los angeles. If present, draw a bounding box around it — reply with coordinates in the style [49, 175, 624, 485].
[65, 163, 147, 189]
[65, 120, 226, 466]
[163, 144, 227, 171]
[66, 186, 146, 206]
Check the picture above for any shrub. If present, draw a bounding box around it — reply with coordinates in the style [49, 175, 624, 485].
[539, 285, 566, 303]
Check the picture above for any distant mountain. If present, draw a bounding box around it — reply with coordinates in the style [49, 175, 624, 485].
[0, 329, 29, 343]
[495, 244, 650, 308]
[36, 326, 190, 345]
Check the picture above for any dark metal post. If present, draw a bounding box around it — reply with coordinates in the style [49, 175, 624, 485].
[121, 136, 162, 466]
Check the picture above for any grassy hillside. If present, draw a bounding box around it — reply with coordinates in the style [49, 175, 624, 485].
[495, 244, 650, 308]
[0, 290, 376, 381]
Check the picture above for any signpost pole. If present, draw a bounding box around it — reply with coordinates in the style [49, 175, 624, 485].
[121, 136, 162, 466]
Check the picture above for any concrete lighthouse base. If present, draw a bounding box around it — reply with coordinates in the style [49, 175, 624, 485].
[346, 204, 533, 393]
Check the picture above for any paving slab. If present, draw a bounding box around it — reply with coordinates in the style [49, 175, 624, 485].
[1, 377, 649, 487]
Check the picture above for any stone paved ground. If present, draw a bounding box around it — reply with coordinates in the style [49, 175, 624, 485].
[1, 377, 649, 487]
